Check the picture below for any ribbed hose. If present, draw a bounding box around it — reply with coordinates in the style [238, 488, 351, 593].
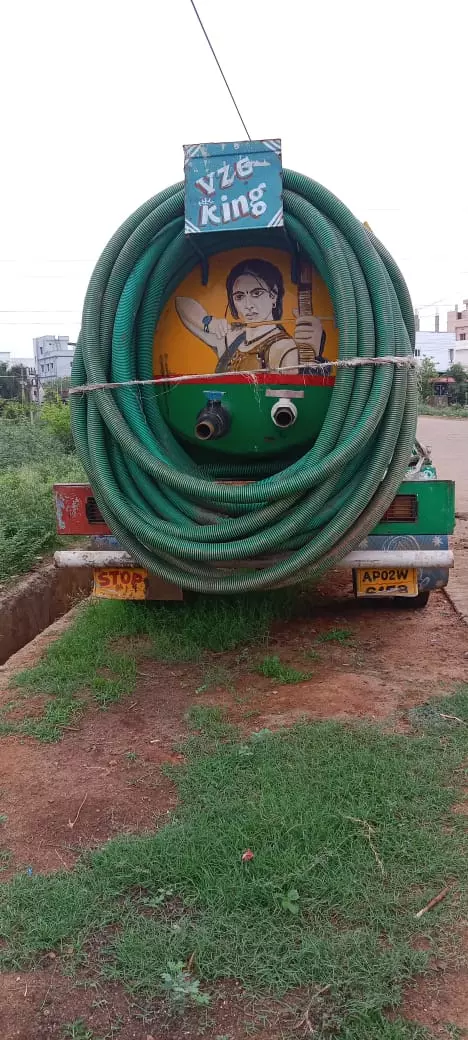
[70, 170, 417, 593]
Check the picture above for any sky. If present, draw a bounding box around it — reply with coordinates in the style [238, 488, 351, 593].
[2, 0, 467, 358]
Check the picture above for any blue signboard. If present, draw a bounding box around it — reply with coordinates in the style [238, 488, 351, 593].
[183, 139, 283, 235]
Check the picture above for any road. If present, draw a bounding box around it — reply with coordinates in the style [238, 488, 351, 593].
[418, 415, 468, 621]
[418, 416, 468, 512]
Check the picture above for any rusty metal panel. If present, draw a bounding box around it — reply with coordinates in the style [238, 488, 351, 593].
[53, 484, 111, 536]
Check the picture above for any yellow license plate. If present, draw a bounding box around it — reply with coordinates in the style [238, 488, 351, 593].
[93, 567, 148, 600]
[356, 566, 418, 597]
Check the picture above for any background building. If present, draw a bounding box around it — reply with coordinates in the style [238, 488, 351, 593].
[33, 336, 75, 384]
[414, 330, 457, 372]
[0, 351, 35, 373]
[446, 301, 468, 369]
[457, 344, 468, 370]
[447, 301, 468, 339]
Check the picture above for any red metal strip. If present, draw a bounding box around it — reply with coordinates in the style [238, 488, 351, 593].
[54, 484, 110, 535]
[167, 372, 336, 387]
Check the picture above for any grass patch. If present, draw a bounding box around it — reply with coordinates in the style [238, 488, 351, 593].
[2, 601, 140, 741]
[185, 704, 234, 738]
[195, 663, 235, 694]
[149, 590, 298, 663]
[337, 1017, 437, 1038]
[62, 1022, 98, 1040]
[185, 705, 237, 747]
[183, 705, 237, 756]
[317, 627, 355, 646]
[0, 688, 467, 1036]
[418, 404, 468, 419]
[0, 849, 12, 872]
[305, 648, 321, 662]
[257, 654, 312, 684]
[2, 590, 301, 742]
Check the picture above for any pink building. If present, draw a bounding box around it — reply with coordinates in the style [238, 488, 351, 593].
[447, 301, 468, 341]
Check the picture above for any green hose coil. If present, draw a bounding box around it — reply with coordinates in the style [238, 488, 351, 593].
[70, 169, 417, 593]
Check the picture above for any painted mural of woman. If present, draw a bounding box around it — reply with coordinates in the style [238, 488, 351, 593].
[175, 258, 326, 373]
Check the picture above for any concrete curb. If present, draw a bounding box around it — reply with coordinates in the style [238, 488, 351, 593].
[444, 585, 468, 626]
[443, 522, 468, 627]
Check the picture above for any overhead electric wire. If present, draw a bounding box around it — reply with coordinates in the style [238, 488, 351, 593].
[188, 0, 251, 140]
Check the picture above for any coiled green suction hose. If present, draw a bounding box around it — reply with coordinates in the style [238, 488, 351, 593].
[70, 170, 417, 593]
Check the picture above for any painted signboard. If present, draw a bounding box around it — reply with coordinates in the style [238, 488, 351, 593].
[184, 139, 283, 235]
[153, 247, 338, 457]
[154, 247, 337, 379]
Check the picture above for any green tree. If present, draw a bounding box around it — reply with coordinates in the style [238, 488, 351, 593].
[446, 362, 466, 383]
[0, 363, 9, 400]
[0, 364, 33, 403]
[440, 364, 468, 405]
[417, 356, 438, 401]
[0, 363, 20, 401]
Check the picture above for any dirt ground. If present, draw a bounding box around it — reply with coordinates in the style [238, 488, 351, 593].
[0, 967, 318, 1040]
[1, 578, 467, 880]
[0, 418, 467, 1039]
[0, 572, 467, 1039]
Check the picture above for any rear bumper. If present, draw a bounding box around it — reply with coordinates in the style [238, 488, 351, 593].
[356, 534, 451, 591]
[54, 546, 453, 575]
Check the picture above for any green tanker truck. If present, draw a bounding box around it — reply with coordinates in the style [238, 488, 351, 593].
[54, 139, 454, 606]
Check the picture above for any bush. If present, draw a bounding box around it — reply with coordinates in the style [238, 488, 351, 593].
[40, 402, 74, 452]
[418, 403, 468, 418]
[0, 456, 84, 581]
[0, 419, 61, 469]
[0, 416, 83, 582]
[417, 357, 438, 401]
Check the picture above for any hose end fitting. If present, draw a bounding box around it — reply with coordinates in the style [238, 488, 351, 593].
[195, 401, 231, 441]
[270, 398, 298, 428]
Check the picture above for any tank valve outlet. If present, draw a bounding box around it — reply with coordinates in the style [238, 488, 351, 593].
[270, 398, 298, 428]
[195, 401, 231, 441]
